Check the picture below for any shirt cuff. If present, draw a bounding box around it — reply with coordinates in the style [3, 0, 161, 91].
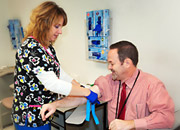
[134, 118, 147, 129]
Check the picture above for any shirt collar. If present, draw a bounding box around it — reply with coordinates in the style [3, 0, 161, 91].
[123, 69, 140, 89]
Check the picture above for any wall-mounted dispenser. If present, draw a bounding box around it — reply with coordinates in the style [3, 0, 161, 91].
[86, 9, 110, 62]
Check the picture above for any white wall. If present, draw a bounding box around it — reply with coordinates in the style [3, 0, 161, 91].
[1, 0, 179, 111]
[0, 0, 16, 67]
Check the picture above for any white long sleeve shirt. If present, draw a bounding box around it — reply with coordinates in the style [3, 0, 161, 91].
[36, 48, 73, 96]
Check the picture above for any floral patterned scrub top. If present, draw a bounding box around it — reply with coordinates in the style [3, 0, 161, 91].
[12, 37, 60, 127]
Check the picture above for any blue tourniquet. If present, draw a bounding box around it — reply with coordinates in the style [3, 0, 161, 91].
[85, 99, 100, 125]
[85, 90, 98, 104]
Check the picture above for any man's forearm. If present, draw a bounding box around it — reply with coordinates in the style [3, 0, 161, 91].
[55, 96, 87, 108]
[54, 85, 100, 108]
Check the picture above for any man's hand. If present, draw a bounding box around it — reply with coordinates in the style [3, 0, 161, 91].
[109, 119, 135, 130]
[40, 102, 57, 121]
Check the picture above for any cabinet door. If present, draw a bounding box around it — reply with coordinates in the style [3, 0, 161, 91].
[51, 121, 60, 130]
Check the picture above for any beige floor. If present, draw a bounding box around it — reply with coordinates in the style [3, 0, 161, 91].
[3, 125, 14, 130]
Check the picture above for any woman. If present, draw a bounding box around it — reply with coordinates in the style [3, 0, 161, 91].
[12, 1, 98, 130]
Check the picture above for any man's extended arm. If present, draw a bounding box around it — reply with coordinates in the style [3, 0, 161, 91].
[40, 85, 101, 121]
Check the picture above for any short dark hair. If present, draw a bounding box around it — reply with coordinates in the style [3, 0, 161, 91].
[110, 41, 138, 66]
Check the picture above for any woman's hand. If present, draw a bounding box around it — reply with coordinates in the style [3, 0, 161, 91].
[40, 102, 57, 121]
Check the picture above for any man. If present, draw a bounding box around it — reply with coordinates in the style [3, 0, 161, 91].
[40, 41, 175, 130]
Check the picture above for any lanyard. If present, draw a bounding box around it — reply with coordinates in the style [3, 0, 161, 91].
[115, 70, 140, 119]
[43, 47, 60, 67]
[29, 36, 60, 67]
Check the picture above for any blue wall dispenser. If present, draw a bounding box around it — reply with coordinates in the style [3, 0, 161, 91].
[86, 9, 110, 62]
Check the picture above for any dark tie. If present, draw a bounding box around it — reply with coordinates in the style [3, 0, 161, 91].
[118, 82, 126, 120]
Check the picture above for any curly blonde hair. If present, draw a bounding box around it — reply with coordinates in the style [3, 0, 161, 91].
[23, 1, 67, 47]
